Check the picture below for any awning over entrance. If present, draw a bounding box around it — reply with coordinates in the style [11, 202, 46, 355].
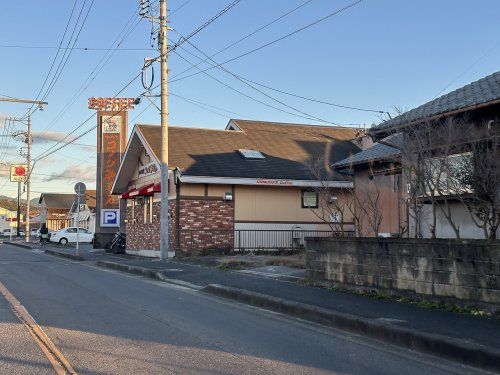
[121, 188, 139, 199]
[138, 184, 154, 196]
[146, 183, 161, 194]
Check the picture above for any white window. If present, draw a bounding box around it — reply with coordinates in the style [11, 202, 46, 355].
[301, 190, 318, 208]
[238, 149, 265, 159]
[425, 152, 473, 195]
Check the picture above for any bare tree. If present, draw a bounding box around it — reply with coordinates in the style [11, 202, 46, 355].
[305, 157, 350, 235]
[396, 116, 499, 239]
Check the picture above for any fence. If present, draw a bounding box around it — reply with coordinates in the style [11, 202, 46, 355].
[175, 229, 355, 252]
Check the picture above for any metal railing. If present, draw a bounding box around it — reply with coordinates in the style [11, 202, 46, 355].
[174, 229, 354, 252]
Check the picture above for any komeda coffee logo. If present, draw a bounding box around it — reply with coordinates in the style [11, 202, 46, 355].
[103, 116, 121, 133]
[138, 162, 159, 178]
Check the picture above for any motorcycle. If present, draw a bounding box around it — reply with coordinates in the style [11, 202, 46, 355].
[105, 232, 126, 254]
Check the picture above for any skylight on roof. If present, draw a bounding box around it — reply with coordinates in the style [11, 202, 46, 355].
[238, 149, 265, 159]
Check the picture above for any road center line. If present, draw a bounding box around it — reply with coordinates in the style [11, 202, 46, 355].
[0, 281, 77, 375]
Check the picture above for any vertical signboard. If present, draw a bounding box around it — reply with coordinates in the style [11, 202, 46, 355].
[101, 115, 121, 209]
[89, 97, 134, 234]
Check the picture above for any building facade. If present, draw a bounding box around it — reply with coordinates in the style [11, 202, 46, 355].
[112, 119, 361, 257]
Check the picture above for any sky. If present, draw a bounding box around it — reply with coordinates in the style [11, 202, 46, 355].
[0, 0, 499, 198]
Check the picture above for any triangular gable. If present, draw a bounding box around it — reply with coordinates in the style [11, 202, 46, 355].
[111, 125, 159, 195]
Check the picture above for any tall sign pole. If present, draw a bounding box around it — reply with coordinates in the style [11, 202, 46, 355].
[159, 0, 170, 260]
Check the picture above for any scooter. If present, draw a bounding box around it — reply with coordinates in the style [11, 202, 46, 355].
[105, 232, 126, 254]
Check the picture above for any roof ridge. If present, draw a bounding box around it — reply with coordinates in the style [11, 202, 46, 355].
[232, 118, 359, 130]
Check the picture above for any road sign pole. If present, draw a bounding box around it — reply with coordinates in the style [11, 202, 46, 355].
[76, 193, 80, 257]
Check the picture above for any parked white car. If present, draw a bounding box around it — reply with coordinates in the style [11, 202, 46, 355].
[50, 227, 94, 245]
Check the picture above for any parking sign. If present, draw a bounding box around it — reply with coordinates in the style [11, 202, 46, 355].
[100, 209, 120, 227]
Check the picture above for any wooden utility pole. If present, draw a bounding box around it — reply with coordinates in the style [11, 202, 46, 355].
[159, 0, 170, 260]
[0, 97, 47, 243]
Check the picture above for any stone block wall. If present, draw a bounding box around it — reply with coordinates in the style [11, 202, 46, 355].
[306, 237, 500, 305]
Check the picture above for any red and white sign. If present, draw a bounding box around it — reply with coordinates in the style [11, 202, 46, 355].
[10, 164, 27, 182]
[88, 97, 135, 111]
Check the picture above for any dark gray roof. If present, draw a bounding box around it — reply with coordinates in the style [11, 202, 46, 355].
[372, 71, 500, 135]
[138, 120, 362, 181]
[333, 134, 402, 168]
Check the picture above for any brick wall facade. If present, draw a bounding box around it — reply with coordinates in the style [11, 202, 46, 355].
[125, 197, 234, 254]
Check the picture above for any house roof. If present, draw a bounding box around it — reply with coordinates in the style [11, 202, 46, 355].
[333, 133, 402, 169]
[136, 119, 361, 181]
[85, 190, 96, 209]
[371, 71, 500, 136]
[38, 193, 75, 209]
[112, 120, 362, 193]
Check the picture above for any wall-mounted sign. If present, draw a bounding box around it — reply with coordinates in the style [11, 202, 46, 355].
[103, 116, 121, 133]
[100, 209, 120, 227]
[10, 164, 27, 182]
[256, 179, 293, 186]
[138, 162, 159, 178]
[88, 97, 135, 111]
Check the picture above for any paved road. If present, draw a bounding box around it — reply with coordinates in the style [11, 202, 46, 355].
[0, 244, 491, 374]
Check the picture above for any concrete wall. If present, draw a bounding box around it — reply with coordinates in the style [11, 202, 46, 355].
[306, 237, 500, 305]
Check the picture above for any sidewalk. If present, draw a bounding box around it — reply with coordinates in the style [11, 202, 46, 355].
[5, 240, 500, 371]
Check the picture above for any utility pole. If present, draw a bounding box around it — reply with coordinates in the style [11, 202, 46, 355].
[25, 112, 31, 243]
[17, 182, 21, 237]
[0, 97, 47, 243]
[159, 0, 169, 260]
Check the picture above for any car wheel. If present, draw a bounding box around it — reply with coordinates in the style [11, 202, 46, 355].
[59, 238, 68, 246]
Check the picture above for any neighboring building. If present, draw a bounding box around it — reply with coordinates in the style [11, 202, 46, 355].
[39, 193, 74, 231]
[334, 134, 403, 237]
[68, 190, 97, 232]
[112, 119, 361, 256]
[0, 206, 18, 233]
[340, 71, 500, 239]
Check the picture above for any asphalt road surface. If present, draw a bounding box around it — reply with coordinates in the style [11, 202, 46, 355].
[0, 244, 492, 374]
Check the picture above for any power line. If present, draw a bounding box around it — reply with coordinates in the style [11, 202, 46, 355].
[0, 44, 154, 51]
[172, 0, 364, 83]
[39, 7, 142, 133]
[169, 0, 313, 81]
[171, 92, 254, 119]
[24, 0, 79, 116]
[173, 48, 351, 125]
[168, 0, 243, 53]
[169, 0, 194, 16]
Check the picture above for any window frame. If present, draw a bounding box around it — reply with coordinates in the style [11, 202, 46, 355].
[301, 189, 319, 209]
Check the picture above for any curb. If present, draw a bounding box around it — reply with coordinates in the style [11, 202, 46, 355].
[203, 284, 500, 372]
[94, 261, 203, 290]
[2, 241, 34, 250]
[44, 249, 85, 261]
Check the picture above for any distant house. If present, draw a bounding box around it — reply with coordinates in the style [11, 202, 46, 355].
[39, 193, 74, 231]
[68, 190, 97, 232]
[334, 134, 403, 237]
[112, 119, 361, 256]
[337, 71, 500, 239]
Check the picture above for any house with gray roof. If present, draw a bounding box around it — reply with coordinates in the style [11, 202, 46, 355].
[336, 71, 500, 239]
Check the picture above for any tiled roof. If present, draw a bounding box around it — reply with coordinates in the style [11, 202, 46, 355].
[39, 193, 74, 209]
[333, 134, 402, 168]
[137, 119, 361, 181]
[372, 71, 500, 134]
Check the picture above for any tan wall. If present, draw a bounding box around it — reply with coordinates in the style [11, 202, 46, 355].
[208, 184, 231, 198]
[354, 165, 403, 236]
[235, 185, 353, 223]
[180, 183, 205, 196]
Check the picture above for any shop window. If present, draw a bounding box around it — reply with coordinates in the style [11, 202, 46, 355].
[301, 190, 318, 208]
[143, 196, 153, 224]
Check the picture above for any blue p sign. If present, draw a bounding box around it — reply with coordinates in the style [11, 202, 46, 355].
[100, 209, 120, 227]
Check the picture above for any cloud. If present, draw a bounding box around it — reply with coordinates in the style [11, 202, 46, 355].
[40, 165, 96, 183]
[32, 131, 77, 144]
